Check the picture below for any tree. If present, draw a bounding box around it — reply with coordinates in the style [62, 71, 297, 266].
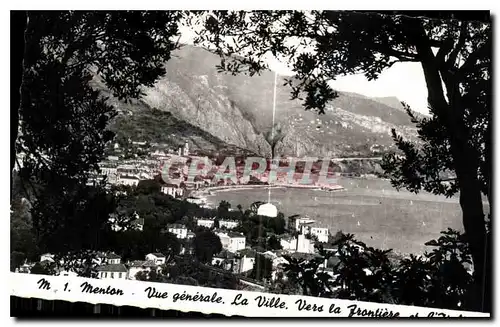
[266, 235, 283, 250]
[188, 11, 491, 312]
[13, 11, 185, 277]
[10, 199, 38, 271]
[193, 231, 223, 263]
[217, 200, 231, 218]
[264, 122, 286, 159]
[250, 253, 273, 281]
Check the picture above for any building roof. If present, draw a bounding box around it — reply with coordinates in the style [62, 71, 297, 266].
[214, 250, 236, 260]
[289, 252, 322, 261]
[228, 232, 245, 238]
[128, 260, 157, 268]
[197, 217, 215, 221]
[105, 252, 121, 259]
[97, 264, 128, 273]
[119, 174, 140, 180]
[237, 249, 257, 258]
[162, 183, 180, 188]
[132, 218, 145, 226]
[148, 253, 166, 258]
[167, 223, 187, 229]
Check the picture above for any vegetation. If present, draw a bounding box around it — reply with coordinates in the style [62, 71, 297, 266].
[12, 11, 184, 276]
[189, 11, 491, 312]
[277, 229, 475, 311]
[10, 11, 491, 314]
[193, 231, 223, 263]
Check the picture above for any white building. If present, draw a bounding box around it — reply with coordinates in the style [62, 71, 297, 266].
[161, 184, 184, 198]
[187, 197, 206, 205]
[216, 232, 246, 253]
[234, 249, 256, 273]
[104, 253, 122, 265]
[99, 166, 117, 177]
[219, 220, 239, 230]
[145, 253, 166, 265]
[196, 218, 215, 228]
[296, 233, 315, 254]
[127, 260, 158, 280]
[308, 227, 330, 243]
[257, 203, 278, 218]
[288, 216, 316, 231]
[166, 224, 188, 239]
[280, 237, 296, 251]
[212, 250, 236, 270]
[40, 253, 55, 263]
[95, 252, 122, 265]
[97, 264, 129, 280]
[118, 175, 140, 186]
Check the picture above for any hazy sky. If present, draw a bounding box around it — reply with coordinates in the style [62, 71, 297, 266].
[180, 25, 430, 115]
[265, 53, 430, 114]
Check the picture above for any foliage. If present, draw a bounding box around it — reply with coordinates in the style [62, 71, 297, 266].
[10, 199, 38, 271]
[216, 200, 231, 218]
[281, 229, 475, 311]
[232, 204, 287, 246]
[250, 253, 274, 281]
[135, 255, 240, 290]
[264, 123, 287, 158]
[13, 11, 184, 276]
[266, 235, 283, 250]
[188, 11, 491, 311]
[193, 231, 223, 263]
[30, 262, 55, 275]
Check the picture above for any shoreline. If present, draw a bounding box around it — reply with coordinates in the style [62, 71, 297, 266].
[190, 183, 345, 198]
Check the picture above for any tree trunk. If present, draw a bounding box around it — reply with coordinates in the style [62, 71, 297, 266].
[11, 11, 27, 201]
[417, 44, 489, 312]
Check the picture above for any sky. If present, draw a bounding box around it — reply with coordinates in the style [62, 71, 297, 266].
[265, 54, 430, 114]
[179, 24, 430, 115]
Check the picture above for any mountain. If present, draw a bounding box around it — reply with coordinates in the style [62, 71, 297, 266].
[93, 78, 257, 157]
[371, 96, 406, 111]
[98, 44, 420, 158]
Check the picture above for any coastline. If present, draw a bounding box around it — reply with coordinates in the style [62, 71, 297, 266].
[190, 183, 345, 198]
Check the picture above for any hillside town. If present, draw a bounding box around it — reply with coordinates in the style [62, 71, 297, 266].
[13, 138, 354, 289]
[16, 204, 350, 290]
[84, 139, 348, 201]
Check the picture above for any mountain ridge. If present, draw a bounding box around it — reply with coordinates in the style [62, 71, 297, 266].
[98, 44, 420, 158]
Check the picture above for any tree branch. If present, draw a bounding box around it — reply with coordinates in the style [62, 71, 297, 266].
[459, 37, 490, 75]
[445, 22, 468, 68]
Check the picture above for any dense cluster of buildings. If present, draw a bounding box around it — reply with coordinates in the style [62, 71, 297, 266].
[14, 138, 344, 286]
[85, 139, 345, 197]
[16, 211, 336, 284]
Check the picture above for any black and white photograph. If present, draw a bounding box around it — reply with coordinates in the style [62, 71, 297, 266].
[9, 9, 492, 318]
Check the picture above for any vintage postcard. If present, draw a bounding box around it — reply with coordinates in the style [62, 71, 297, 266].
[10, 10, 491, 318]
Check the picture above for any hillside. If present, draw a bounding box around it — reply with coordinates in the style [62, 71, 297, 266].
[92, 78, 257, 157]
[97, 44, 420, 158]
[371, 96, 406, 111]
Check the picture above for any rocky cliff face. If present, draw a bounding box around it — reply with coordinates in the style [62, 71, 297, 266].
[100, 44, 421, 158]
